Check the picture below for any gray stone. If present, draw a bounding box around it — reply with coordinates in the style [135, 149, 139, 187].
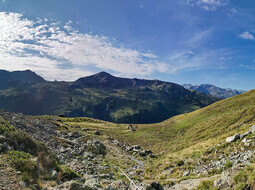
[146, 182, 164, 190]
[226, 134, 240, 143]
[127, 124, 135, 132]
[182, 170, 190, 177]
[84, 178, 102, 189]
[69, 181, 85, 190]
[51, 170, 58, 179]
[87, 140, 106, 156]
[0, 135, 7, 143]
[104, 185, 118, 190]
[94, 130, 101, 135]
[250, 125, 255, 134]
[19, 181, 27, 187]
[240, 131, 251, 139]
[131, 145, 141, 150]
[1, 142, 11, 152]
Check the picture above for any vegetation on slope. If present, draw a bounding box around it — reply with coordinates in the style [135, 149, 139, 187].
[62, 89, 255, 183]
[0, 70, 219, 123]
[0, 116, 80, 189]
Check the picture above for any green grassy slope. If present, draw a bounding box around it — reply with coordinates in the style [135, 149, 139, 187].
[0, 71, 219, 124]
[63, 89, 255, 155]
[61, 89, 255, 180]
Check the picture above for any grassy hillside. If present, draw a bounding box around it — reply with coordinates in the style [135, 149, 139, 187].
[1, 89, 254, 189]
[64, 90, 255, 153]
[0, 70, 219, 124]
[61, 89, 255, 181]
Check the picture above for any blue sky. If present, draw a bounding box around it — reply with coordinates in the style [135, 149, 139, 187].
[0, 0, 254, 90]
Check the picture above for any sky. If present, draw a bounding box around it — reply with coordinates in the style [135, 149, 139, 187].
[0, 0, 254, 90]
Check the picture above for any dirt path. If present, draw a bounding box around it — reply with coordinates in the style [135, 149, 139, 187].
[103, 140, 147, 189]
[104, 140, 146, 172]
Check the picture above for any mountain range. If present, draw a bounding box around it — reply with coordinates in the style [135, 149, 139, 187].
[183, 83, 246, 99]
[0, 70, 219, 123]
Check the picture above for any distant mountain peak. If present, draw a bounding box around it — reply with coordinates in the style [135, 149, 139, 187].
[0, 69, 45, 90]
[183, 83, 246, 99]
[93, 71, 115, 79]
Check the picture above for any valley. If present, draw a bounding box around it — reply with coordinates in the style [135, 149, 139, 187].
[0, 88, 254, 189]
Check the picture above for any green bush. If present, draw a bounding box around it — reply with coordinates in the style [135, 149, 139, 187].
[8, 151, 39, 183]
[197, 180, 217, 190]
[235, 183, 249, 190]
[225, 159, 233, 170]
[8, 151, 33, 170]
[60, 165, 81, 181]
[0, 117, 15, 134]
[37, 151, 58, 171]
[8, 131, 43, 155]
[234, 164, 255, 189]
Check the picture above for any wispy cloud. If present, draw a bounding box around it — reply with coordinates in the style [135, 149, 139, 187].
[187, 0, 228, 11]
[239, 32, 255, 40]
[0, 12, 169, 80]
[185, 29, 212, 48]
[167, 48, 234, 73]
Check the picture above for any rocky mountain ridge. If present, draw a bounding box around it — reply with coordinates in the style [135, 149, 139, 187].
[0, 70, 219, 123]
[183, 83, 246, 99]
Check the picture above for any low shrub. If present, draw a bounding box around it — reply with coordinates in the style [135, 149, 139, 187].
[8, 151, 39, 183]
[225, 159, 233, 170]
[234, 164, 255, 189]
[197, 180, 217, 190]
[59, 165, 81, 181]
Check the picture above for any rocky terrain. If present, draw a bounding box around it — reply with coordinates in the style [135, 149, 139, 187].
[183, 83, 246, 99]
[0, 110, 163, 189]
[0, 89, 255, 189]
[1, 108, 255, 190]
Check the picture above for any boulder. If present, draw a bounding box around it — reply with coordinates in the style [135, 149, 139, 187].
[108, 180, 128, 190]
[68, 131, 82, 138]
[60, 180, 93, 190]
[69, 181, 86, 190]
[146, 182, 164, 190]
[182, 170, 190, 177]
[51, 170, 58, 179]
[214, 167, 239, 189]
[139, 150, 153, 157]
[131, 145, 141, 151]
[240, 131, 251, 139]
[250, 125, 255, 134]
[1, 142, 11, 153]
[87, 140, 106, 156]
[127, 124, 135, 132]
[19, 181, 27, 187]
[94, 130, 101, 135]
[84, 178, 102, 189]
[104, 185, 117, 190]
[226, 134, 240, 143]
[0, 135, 7, 143]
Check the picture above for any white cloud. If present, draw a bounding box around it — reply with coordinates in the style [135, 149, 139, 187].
[186, 29, 212, 48]
[0, 12, 169, 81]
[239, 32, 255, 40]
[187, 0, 228, 11]
[166, 48, 233, 73]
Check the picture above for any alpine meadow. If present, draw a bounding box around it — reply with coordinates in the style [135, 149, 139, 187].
[0, 1, 254, 190]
